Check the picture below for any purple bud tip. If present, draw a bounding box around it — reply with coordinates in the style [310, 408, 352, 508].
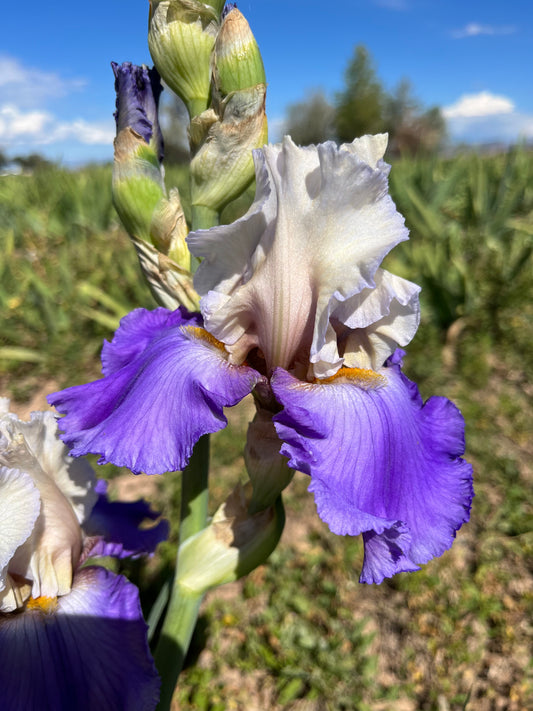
[222, 3, 237, 20]
[111, 61, 164, 163]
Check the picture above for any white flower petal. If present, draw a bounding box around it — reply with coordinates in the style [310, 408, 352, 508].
[311, 269, 421, 374]
[0, 467, 41, 611]
[189, 135, 409, 374]
[340, 133, 389, 169]
[0, 407, 97, 601]
[0, 410, 96, 524]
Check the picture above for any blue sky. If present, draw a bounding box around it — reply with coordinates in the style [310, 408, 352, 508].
[1, 0, 531, 164]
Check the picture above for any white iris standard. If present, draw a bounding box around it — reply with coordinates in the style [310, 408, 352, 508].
[189, 134, 420, 380]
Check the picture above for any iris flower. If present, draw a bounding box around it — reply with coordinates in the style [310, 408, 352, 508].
[0, 399, 165, 710]
[49, 134, 473, 584]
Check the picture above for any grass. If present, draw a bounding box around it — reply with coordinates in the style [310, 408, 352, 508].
[1, 149, 532, 710]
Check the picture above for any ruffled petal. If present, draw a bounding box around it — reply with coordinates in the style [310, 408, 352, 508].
[48, 320, 264, 475]
[0, 409, 96, 525]
[271, 356, 473, 584]
[0, 408, 95, 601]
[0, 566, 159, 710]
[188, 135, 409, 373]
[83, 480, 169, 559]
[100, 306, 200, 376]
[0, 468, 41, 610]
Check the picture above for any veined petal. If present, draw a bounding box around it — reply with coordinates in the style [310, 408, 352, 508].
[0, 408, 96, 601]
[271, 356, 473, 584]
[311, 268, 421, 375]
[0, 409, 96, 525]
[188, 135, 409, 373]
[48, 315, 264, 475]
[100, 306, 200, 376]
[0, 566, 159, 710]
[0, 468, 41, 611]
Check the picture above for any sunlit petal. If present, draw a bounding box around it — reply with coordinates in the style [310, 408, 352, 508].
[271, 353, 473, 583]
[49, 311, 264, 474]
[189, 135, 409, 373]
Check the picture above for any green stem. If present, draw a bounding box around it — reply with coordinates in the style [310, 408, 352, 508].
[191, 204, 219, 231]
[154, 586, 203, 710]
[155, 436, 210, 710]
[178, 434, 210, 543]
[153, 187, 220, 709]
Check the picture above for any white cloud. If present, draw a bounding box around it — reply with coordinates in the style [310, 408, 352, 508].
[0, 105, 52, 141]
[446, 113, 533, 144]
[0, 55, 114, 158]
[51, 120, 115, 145]
[0, 103, 114, 147]
[451, 23, 516, 39]
[443, 92, 533, 144]
[0, 55, 86, 109]
[443, 92, 514, 119]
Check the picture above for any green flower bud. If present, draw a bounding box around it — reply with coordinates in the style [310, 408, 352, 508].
[112, 128, 166, 242]
[150, 187, 190, 267]
[148, 0, 220, 118]
[213, 7, 266, 97]
[176, 484, 285, 594]
[111, 62, 198, 309]
[188, 6, 268, 216]
[190, 85, 268, 213]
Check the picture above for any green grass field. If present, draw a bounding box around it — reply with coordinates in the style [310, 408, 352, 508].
[1, 150, 532, 710]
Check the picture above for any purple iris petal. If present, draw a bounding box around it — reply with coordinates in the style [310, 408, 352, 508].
[271, 353, 473, 584]
[48, 309, 263, 475]
[112, 61, 164, 163]
[101, 306, 200, 376]
[0, 567, 159, 711]
[83, 479, 169, 559]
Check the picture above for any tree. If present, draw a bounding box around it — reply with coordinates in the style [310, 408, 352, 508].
[384, 80, 446, 155]
[13, 153, 53, 171]
[334, 45, 385, 143]
[284, 90, 336, 146]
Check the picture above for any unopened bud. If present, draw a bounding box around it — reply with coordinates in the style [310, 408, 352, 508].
[111, 62, 166, 242]
[190, 85, 268, 213]
[213, 7, 266, 97]
[189, 7, 268, 215]
[148, 0, 220, 118]
[111, 62, 198, 309]
[112, 129, 166, 243]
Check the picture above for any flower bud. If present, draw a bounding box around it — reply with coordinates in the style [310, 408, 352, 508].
[190, 85, 268, 214]
[148, 0, 220, 118]
[111, 63, 166, 242]
[112, 62, 164, 161]
[175, 483, 285, 594]
[212, 7, 266, 97]
[189, 7, 268, 215]
[111, 62, 198, 309]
